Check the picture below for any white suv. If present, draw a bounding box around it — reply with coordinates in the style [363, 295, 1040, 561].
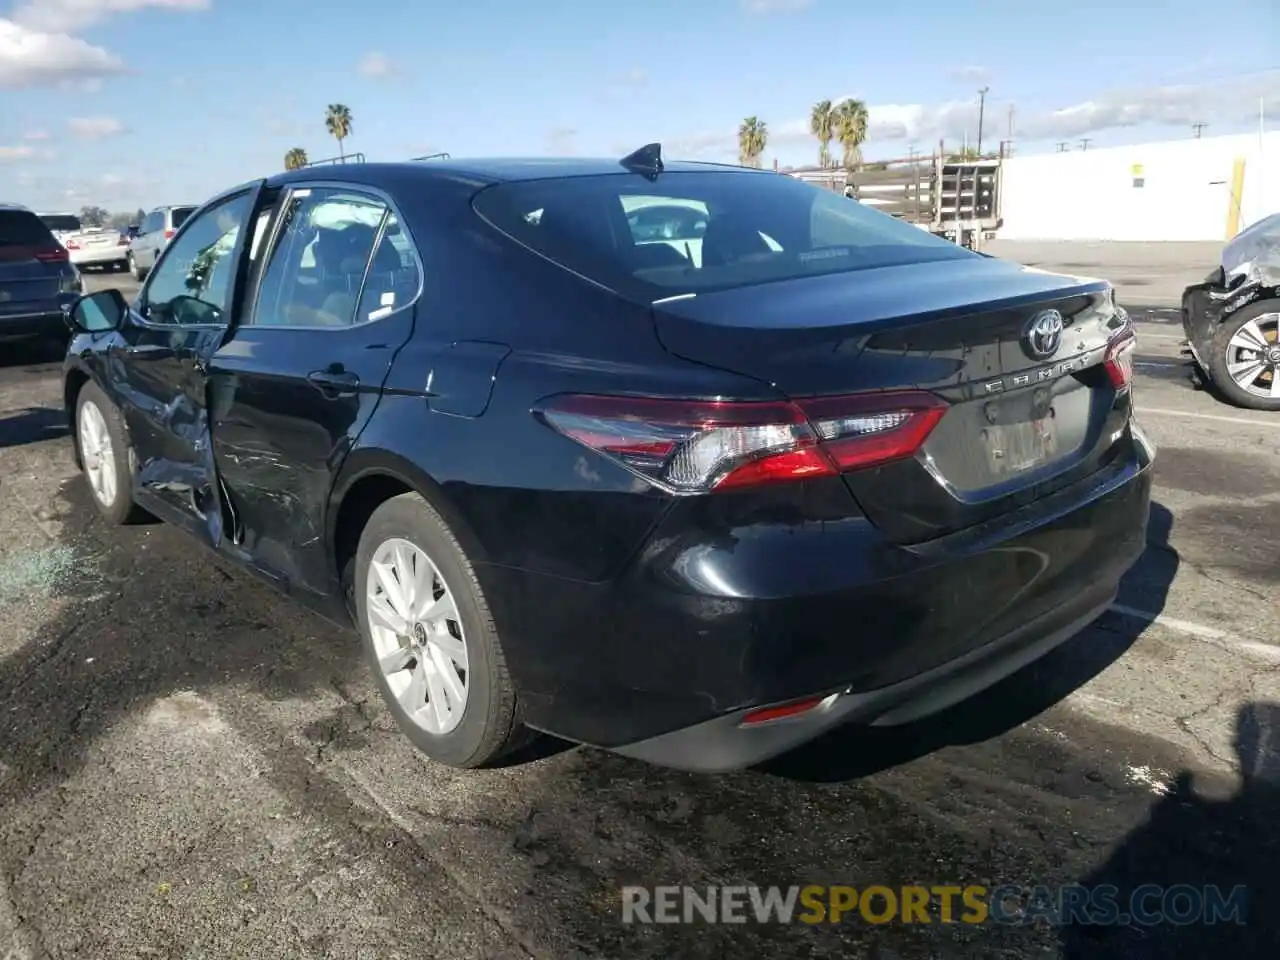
[126, 204, 199, 280]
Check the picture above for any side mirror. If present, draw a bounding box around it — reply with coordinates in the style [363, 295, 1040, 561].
[67, 289, 128, 334]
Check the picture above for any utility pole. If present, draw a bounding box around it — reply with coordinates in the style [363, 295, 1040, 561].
[1056, 141, 1070, 152]
[1079, 137, 1092, 151]
[1192, 121, 1208, 138]
[976, 86, 990, 157]
[1005, 103, 1015, 157]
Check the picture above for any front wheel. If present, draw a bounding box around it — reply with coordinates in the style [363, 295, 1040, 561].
[1206, 299, 1280, 411]
[354, 492, 533, 768]
[75, 381, 146, 524]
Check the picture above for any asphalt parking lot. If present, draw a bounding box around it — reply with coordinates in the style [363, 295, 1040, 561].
[2, 243, 1278, 959]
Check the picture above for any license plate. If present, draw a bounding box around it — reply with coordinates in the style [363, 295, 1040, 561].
[986, 417, 1058, 475]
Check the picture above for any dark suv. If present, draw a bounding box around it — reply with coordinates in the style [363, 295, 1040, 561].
[0, 203, 82, 347]
[59, 150, 1154, 774]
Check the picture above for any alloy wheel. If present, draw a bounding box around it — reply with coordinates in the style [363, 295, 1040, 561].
[78, 400, 117, 506]
[365, 537, 470, 735]
[1223, 312, 1280, 399]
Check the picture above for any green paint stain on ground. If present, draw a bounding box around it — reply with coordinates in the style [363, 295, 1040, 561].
[0, 545, 82, 607]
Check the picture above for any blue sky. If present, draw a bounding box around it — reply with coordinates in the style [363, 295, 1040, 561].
[2, 0, 1277, 213]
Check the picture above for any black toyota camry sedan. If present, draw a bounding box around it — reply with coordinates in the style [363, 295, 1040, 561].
[60, 146, 1154, 773]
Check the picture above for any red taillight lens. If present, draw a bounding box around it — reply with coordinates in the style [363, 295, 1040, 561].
[65, 239, 81, 250]
[118, 236, 130, 246]
[534, 390, 947, 494]
[164, 229, 175, 239]
[1104, 328, 1136, 391]
[33, 247, 69, 263]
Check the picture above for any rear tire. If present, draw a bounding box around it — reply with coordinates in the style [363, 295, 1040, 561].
[74, 381, 147, 525]
[1206, 299, 1280, 412]
[128, 252, 144, 282]
[354, 492, 533, 768]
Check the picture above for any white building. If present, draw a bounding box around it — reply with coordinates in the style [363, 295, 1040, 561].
[998, 130, 1278, 242]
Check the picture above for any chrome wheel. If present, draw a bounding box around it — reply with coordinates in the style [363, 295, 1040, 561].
[78, 399, 117, 507]
[365, 537, 469, 735]
[1224, 312, 1280, 399]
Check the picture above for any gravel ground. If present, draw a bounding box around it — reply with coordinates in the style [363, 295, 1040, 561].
[1, 246, 1277, 959]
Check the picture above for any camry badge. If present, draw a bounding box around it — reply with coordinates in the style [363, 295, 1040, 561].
[1023, 309, 1064, 361]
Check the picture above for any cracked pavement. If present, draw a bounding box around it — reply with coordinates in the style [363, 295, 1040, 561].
[1, 244, 1278, 959]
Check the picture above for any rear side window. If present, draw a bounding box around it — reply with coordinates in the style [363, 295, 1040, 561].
[0, 210, 57, 247]
[171, 207, 197, 229]
[40, 214, 82, 232]
[472, 171, 972, 301]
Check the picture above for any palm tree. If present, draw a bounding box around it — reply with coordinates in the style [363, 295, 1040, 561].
[809, 100, 835, 169]
[738, 116, 768, 168]
[325, 104, 353, 160]
[834, 98, 869, 170]
[283, 147, 308, 170]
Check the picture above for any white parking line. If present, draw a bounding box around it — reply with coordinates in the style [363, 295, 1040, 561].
[1107, 603, 1280, 662]
[1136, 407, 1277, 427]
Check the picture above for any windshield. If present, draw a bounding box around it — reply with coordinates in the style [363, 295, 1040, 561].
[472, 170, 973, 301]
[40, 214, 82, 233]
[0, 210, 58, 246]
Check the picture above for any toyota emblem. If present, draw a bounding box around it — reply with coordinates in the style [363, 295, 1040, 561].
[1022, 309, 1064, 361]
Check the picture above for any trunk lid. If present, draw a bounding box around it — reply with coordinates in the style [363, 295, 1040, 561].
[651, 256, 1134, 544]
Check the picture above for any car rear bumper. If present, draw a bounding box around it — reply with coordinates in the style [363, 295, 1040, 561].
[0, 299, 74, 340]
[481, 421, 1155, 772]
[69, 246, 127, 266]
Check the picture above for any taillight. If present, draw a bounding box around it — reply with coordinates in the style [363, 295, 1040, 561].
[1104, 327, 1136, 391]
[65, 239, 81, 250]
[118, 236, 130, 246]
[534, 390, 948, 494]
[164, 229, 175, 239]
[33, 248, 69, 263]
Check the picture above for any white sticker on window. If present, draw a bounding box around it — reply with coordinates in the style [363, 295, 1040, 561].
[367, 306, 394, 321]
[380, 291, 395, 306]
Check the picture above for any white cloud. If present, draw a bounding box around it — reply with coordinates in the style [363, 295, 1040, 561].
[545, 126, 577, 154]
[743, 0, 811, 11]
[10, 0, 209, 34]
[668, 71, 1280, 161]
[23, 128, 51, 141]
[67, 115, 127, 138]
[950, 65, 990, 84]
[0, 18, 125, 89]
[0, 144, 38, 161]
[357, 51, 400, 80]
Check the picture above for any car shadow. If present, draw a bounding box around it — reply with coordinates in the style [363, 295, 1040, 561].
[760, 500, 1178, 784]
[0, 406, 69, 450]
[0, 337, 66, 369]
[1059, 700, 1280, 958]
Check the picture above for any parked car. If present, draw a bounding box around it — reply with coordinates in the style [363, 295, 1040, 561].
[60, 148, 1154, 774]
[38, 211, 131, 273]
[126, 204, 199, 280]
[0, 202, 82, 347]
[1181, 212, 1280, 410]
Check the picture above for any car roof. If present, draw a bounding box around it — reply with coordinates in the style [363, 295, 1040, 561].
[262, 156, 764, 191]
[0, 202, 35, 212]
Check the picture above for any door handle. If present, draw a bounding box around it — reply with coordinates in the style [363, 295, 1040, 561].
[307, 368, 360, 391]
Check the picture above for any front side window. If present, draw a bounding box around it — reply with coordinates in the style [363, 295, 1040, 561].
[143, 192, 252, 325]
[249, 187, 394, 327]
[474, 170, 973, 300]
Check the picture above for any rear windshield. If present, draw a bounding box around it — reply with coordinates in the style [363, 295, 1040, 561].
[0, 210, 57, 246]
[472, 170, 973, 300]
[39, 214, 81, 232]
[171, 207, 197, 229]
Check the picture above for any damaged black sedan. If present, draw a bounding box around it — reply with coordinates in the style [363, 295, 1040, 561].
[1182, 212, 1280, 411]
[59, 152, 1153, 774]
